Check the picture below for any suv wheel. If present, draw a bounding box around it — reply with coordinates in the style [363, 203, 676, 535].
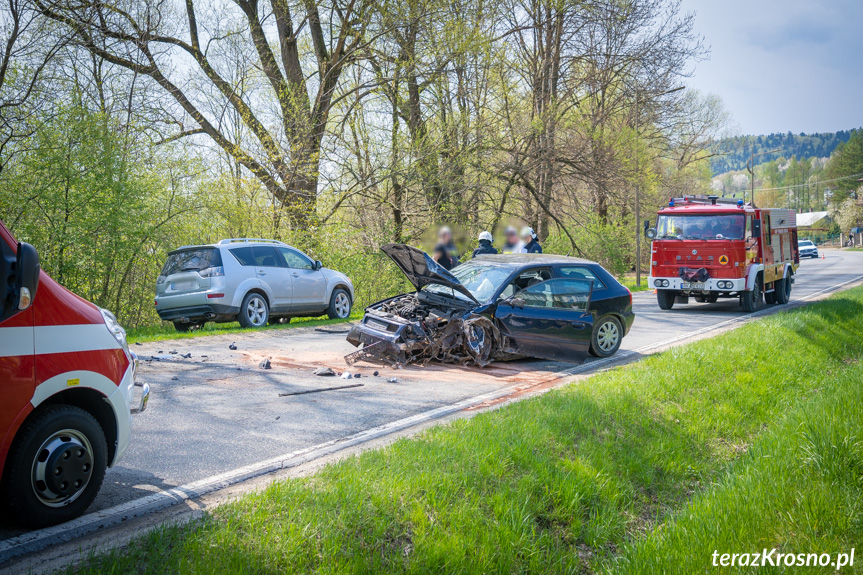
[2, 406, 107, 527]
[238, 293, 269, 328]
[327, 289, 352, 319]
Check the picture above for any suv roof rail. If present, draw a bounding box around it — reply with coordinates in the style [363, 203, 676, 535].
[217, 238, 288, 246]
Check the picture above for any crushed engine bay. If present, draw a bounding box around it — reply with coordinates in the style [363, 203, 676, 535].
[345, 294, 504, 367]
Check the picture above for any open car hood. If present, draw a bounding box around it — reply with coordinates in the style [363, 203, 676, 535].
[380, 243, 478, 304]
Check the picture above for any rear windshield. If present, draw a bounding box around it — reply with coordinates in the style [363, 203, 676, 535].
[161, 248, 222, 275]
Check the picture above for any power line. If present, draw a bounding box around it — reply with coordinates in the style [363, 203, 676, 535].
[751, 172, 863, 193]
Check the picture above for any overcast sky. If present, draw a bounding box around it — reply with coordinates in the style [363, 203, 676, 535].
[680, 0, 863, 136]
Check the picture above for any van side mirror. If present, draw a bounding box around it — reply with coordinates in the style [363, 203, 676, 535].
[1, 241, 40, 322]
[752, 220, 762, 238]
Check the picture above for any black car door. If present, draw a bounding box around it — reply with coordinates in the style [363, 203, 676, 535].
[494, 278, 594, 361]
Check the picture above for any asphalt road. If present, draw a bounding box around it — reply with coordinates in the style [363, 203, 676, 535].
[2, 249, 862, 541]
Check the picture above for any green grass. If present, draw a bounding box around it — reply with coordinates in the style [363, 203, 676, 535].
[67, 287, 863, 574]
[126, 315, 358, 344]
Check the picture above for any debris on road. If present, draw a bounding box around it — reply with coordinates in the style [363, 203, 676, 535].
[340, 371, 352, 379]
[259, 358, 272, 369]
[313, 367, 336, 376]
[171, 376, 179, 381]
[278, 383, 364, 397]
[388, 377, 399, 383]
[229, 342, 238, 350]
[181, 353, 192, 359]
[354, 373, 362, 378]
[373, 371, 379, 376]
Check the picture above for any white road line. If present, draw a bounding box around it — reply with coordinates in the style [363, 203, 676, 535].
[3, 270, 862, 565]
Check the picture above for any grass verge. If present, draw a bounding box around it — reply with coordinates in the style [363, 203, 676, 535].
[126, 315, 357, 344]
[68, 287, 863, 574]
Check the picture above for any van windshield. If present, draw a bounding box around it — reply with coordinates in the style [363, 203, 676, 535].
[656, 214, 745, 240]
[161, 248, 222, 275]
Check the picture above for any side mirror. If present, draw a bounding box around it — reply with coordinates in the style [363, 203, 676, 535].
[510, 297, 525, 309]
[314, 260, 323, 271]
[752, 219, 762, 238]
[645, 228, 657, 240]
[15, 242, 39, 311]
[1, 241, 39, 322]
[643, 219, 650, 232]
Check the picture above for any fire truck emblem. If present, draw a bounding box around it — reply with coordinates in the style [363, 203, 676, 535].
[691, 249, 697, 255]
[719, 255, 729, 264]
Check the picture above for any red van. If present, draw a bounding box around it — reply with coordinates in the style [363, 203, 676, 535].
[0, 220, 148, 527]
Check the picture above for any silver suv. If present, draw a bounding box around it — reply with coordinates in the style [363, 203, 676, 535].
[155, 239, 354, 332]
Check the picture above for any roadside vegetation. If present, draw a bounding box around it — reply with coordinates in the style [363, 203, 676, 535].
[64, 286, 863, 574]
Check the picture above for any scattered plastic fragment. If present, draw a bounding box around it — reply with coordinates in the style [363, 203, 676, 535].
[259, 358, 272, 369]
[314, 367, 336, 376]
[229, 342, 238, 350]
[387, 377, 398, 383]
[373, 371, 379, 376]
[340, 371, 352, 379]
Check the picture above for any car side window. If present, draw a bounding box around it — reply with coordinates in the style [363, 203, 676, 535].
[252, 246, 281, 267]
[498, 268, 552, 300]
[514, 279, 592, 310]
[278, 247, 314, 270]
[229, 247, 256, 266]
[558, 266, 605, 289]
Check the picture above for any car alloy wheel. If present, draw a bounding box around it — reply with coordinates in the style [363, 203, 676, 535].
[31, 429, 93, 507]
[595, 319, 620, 353]
[334, 292, 351, 318]
[245, 296, 267, 326]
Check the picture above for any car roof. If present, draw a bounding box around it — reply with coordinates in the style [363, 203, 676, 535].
[471, 253, 599, 266]
[169, 239, 298, 254]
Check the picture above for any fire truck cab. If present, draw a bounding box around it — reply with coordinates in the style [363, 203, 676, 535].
[646, 195, 799, 312]
[0, 219, 149, 527]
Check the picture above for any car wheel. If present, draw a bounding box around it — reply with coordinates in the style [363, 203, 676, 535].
[657, 290, 675, 310]
[589, 316, 623, 358]
[775, 274, 791, 304]
[238, 293, 269, 328]
[742, 275, 763, 313]
[327, 288, 352, 319]
[2, 406, 107, 528]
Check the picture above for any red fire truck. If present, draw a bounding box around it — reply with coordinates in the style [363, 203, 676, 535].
[646, 195, 799, 312]
[0, 219, 149, 527]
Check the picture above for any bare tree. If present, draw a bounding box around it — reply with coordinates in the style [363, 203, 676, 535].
[35, 0, 369, 226]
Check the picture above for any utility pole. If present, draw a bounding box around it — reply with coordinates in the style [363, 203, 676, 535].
[746, 148, 782, 206]
[634, 84, 684, 288]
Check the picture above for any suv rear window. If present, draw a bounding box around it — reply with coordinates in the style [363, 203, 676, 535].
[161, 248, 222, 275]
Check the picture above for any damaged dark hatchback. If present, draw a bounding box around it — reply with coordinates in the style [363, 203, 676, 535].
[346, 244, 635, 367]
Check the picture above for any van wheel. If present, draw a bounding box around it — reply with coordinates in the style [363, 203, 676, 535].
[238, 293, 269, 328]
[327, 289, 352, 319]
[657, 290, 675, 310]
[589, 316, 623, 357]
[742, 275, 763, 313]
[2, 406, 107, 528]
[775, 274, 791, 304]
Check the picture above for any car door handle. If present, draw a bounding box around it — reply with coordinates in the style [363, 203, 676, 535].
[291, 273, 299, 277]
[571, 321, 587, 328]
[257, 271, 266, 276]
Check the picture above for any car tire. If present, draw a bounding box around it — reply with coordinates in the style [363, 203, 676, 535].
[775, 274, 791, 304]
[238, 292, 269, 328]
[589, 316, 623, 358]
[327, 288, 352, 319]
[2, 406, 107, 528]
[742, 274, 763, 313]
[172, 321, 202, 333]
[657, 290, 675, 310]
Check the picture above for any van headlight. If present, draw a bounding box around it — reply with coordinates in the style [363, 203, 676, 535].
[101, 308, 130, 356]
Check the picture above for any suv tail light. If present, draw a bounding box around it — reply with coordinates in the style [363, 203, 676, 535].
[199, 266, 225, 277]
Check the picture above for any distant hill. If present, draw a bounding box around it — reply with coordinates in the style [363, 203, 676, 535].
[710, 130, 857, 175]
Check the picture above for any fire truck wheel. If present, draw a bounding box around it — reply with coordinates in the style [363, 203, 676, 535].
[589, 316, 623, 357]
[657, 290, 675, 310]
[2, 405, 107, 528]
[742, 275, 763, 313]
[775, 274, 791, 304]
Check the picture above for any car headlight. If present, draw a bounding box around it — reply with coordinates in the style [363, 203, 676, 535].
[101, 308, 130, 356]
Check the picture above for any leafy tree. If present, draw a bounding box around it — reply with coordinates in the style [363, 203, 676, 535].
[826, 129, 863, 201]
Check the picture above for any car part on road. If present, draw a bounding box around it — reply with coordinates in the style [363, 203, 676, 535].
[239, 292, 269, 328]
[259, 358, 272, 369]
[229, 342, 237, 350]
[313, 367, 336, 376]
[278, 383, 363, 397]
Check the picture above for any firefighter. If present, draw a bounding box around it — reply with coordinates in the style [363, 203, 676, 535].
[472, 231, 498, 258]
[501, 226, 521, 253]
[521, 226, 543, 253]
